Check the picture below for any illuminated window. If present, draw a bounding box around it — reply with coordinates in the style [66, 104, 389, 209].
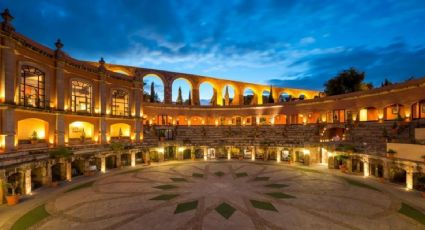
[111, 89, 129, 116]
[71, 80, 92, 113]
[19, 65, 45, 108]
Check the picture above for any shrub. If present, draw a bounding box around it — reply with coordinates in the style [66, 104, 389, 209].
[49, 147, 73, 159]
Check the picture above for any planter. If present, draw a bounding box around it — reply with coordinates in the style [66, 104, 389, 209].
[238, 156, 243, 160]
[159, 137, 165, 141]
[50, 181, 59, 187]
[6, 195, 19, 206]
[386, 153, 395, 159]
[339, 165, 347, 173]
[30, 140, 38, 144]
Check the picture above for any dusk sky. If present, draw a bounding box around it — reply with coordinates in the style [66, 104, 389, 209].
[2, 0, 425, 100]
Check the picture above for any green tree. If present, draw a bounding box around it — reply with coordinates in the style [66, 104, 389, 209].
[381, 78, 393, 87]
[187, 91, 192, 105]
[150, 82, 155, 102]
[324, 68, 373, 96]
[176, 87, 183, 104]
[267, 85, 274, 103]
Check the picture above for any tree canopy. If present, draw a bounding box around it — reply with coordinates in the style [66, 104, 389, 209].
[324, 68, 373, 96]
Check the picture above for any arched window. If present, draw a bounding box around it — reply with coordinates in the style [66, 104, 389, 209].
[71, 80, 92, 113]
[19, 65, 45, 108]
[111, 89, 129, 116]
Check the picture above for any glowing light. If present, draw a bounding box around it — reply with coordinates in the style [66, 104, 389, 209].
[94, 108, 100, 114]
[303, 149, 310, 155]
[157, 147, 164, 153]
[178, 147, 185, 152]
[215, 120, 219, 126]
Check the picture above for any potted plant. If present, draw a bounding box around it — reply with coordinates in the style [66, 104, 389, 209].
[80, 128, 86, 144]
[30, 130, 38, 144]
[158, 130, 165, 141]
[50, 147, 73, 159]
[6, 181, 20, 206]
[386, 149, 397, 159]
[335, 154, 349, 172]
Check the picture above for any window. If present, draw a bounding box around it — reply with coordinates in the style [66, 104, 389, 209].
[19, 65, 45, 108]
[71, 80, 92, 113]
[111, 89, 129, 116]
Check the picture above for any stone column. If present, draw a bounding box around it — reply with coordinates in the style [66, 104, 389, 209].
[192, 86, 200, 106]
[203, 147, 208, 160]
[100, 157, 106, 173]
[406, 167, 413, 190]
[42, 164, 52, 186]
[304, 154, 310, 166]
[2, 108, 15, 152]
[356, 161, 361, 173]
[56, 114, 65, 146]
[2, 35, 16, 104]
[0, 177, 4, 205]
[164, 80, 172, 104]
[134, 119, 141, 142]
[116, 154, 122, 168]
[100, 117, 107, 144]
[346, 157, 353, 173]
[55, 58, 65, 110]
[144, 151, 150, 165]
[131, 152, 136, 167]
[227, 147, 231, 160]
[66, 162, 72, 181]
[132, 80, 142, 117]
[276, 148, 281, 163]
[383, 161, 390, 180]
[24, 169, 31, 195]
[98, 59, 107, 115]
[291, 149, 296, 164]
[251, 146, 256, 161]
[363, 160, 369, 177]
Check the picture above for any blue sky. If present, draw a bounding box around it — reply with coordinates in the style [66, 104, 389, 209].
[2, 0, 425, 101]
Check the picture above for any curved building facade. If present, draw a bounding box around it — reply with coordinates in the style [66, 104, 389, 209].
[1, 9, 425, 201]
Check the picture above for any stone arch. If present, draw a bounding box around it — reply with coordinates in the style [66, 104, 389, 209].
[262, 90, 271, 104]
[17, 118, 49, 146]
[278, 92, 292, 102]
[110, 123, 131, 139]
[243, 88, 257, 105]
[172, 77, 193, 105]
[68, 121, 94, 144]
[221, 84, 236, 106]
[199, 81, 217, 106]
[383, 103, 405, 120]
[143, 74, 165, 103]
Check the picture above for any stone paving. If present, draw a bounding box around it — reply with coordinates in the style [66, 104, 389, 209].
[16, 161, 420, 230]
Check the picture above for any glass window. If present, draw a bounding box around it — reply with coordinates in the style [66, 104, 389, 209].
[19, 65, 45, 108]
[111, 89, 129, 116]
[71, 80, 92, 113]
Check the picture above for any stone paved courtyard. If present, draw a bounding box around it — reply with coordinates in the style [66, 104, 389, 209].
[28, 161, 425, 229]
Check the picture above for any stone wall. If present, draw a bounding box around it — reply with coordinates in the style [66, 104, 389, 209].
[143, 124, 321, 147]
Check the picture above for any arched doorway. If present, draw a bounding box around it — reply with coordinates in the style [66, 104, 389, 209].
[69, 121, 94, 145]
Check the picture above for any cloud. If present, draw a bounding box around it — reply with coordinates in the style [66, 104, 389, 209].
[1, 0, 425, 90]
[299, 37, 316, 45]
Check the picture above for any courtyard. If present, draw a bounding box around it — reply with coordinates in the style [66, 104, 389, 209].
[4, 161, 425, 230]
